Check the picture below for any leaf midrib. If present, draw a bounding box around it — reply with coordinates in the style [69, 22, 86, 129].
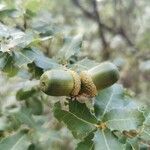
[101, 91, 114, 118]
[62, 109, 97, 127]
[106, 117, 135, 123]
[102, 130, 110, 150]
[11, 135, 25, 150]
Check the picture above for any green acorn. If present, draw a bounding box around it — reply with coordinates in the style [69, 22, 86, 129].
[80, 62, 119, 97]
[40, 69, 81, 96]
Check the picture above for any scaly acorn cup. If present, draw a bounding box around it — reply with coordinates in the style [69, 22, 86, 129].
[40, 69, 81, 96]
[80, 62, 119, 97]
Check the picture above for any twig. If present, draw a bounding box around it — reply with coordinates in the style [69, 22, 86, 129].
[91, 0, 110, 60]
[72, 0, 136, 50]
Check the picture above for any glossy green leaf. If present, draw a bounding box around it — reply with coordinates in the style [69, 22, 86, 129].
[11, 108, 37, 129]
[56, 35, 82, 63]
[32, 11, 61, 37]
[76, 132, 95, 150]
[139, 112, 150, 141]
[68, 100, 97, 124]
[0, 23, 53, 53]
[0, 131, 30, 150]
[0, 9, 17, 18]
[126, 138, 140, 150]
[103, 109, 145, 132]
[0, 52, 18, 77]
[0, 117, 7, 131]
[94, 84, 138, 120]
[72, 58, 99, 71]
[0, 23, 35, 52]
[53, 101, 97, 140]
[15, 48, 61, 70]
[94, 129, 125, 150]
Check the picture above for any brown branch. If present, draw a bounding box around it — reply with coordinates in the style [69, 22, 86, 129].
[72, 0, 95, 19]
[91, 0, 108, 47]
[117, 27, 134, 47]
[91, 0, 110, 60]
[72, 0, 110, 60]
[72, 0, 116, 33]
[72, 0, 136, 50]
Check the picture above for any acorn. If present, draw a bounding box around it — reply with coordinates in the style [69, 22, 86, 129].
[40, 69, 81, 96]
[80, 62, 119, 97]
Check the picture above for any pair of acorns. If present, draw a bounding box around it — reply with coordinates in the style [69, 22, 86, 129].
[40, 62, 119, 97]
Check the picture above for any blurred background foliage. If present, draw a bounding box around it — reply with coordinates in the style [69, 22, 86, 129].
[0, 0, 149, 149]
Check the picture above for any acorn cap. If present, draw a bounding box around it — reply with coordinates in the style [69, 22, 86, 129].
[69, 70, 81, 96]
[80, 71, 97, 97]
[80, 62, 119, 97]
[40, 69, 81, 96]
